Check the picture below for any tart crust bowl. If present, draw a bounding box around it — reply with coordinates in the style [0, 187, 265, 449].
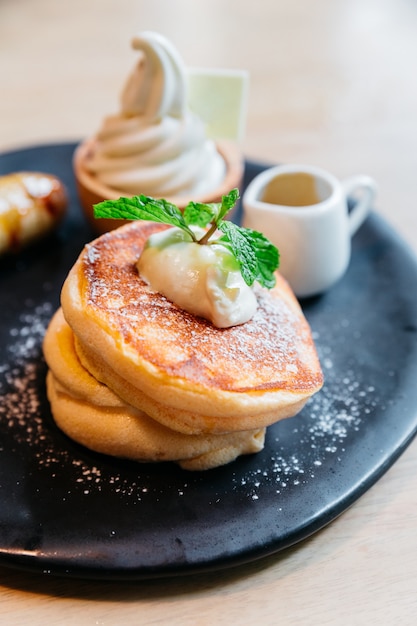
[73, 137, 244, 233]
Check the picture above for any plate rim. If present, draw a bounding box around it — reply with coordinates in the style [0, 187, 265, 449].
[0, 142, 417, 580]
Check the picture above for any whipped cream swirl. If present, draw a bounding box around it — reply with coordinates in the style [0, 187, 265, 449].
[86, 31, 226, 197]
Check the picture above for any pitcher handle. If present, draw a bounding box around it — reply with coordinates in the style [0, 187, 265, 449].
[342, 175, 378, 236]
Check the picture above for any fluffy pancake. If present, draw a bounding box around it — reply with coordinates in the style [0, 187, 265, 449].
[43, 309, 265, 470]
[60, 221, 323, 435]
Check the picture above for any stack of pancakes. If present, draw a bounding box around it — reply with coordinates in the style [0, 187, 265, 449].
[43, 221, 323, 470]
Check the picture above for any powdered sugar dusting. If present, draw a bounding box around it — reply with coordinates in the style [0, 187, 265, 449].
[229, 327, 384, 501]
[0, 299, 147, 499]
[0, 297, 384, 506]
[1, 301, 52, 446]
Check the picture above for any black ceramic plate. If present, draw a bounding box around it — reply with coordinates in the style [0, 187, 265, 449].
[1, 143, 417, 580]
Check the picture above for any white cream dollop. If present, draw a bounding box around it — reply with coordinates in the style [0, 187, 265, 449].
[86, 31, 226, 197]
[137, 227, 258, 328]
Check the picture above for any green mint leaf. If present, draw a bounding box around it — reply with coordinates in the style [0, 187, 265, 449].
[183, 201, 216, 228]
[218, 221, 279, 288]
[94, 190, 279, 290]
[217, 188, 240, 220]
[94, 195, 191, 232]
[195, 190, 240, 245]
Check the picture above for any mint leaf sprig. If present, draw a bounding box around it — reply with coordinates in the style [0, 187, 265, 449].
[94, 189, 279, 289]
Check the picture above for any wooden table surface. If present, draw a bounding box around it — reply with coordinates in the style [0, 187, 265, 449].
[1, 1, 416, 624]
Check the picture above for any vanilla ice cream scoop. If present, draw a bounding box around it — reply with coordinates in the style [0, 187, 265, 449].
[137, 226, 258, 328]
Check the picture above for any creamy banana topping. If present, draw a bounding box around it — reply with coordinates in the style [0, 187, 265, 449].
[86, 31, 226, 197]
[137, 227, 258, 328]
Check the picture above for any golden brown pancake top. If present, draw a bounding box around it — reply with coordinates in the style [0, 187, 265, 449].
[78, 221, 323, 394]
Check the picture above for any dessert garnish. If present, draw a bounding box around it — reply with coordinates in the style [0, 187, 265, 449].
[94, 189, 280, 327]
[94, 188, 279, 289]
